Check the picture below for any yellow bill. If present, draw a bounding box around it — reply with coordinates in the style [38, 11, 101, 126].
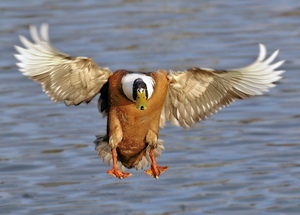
[136, 90, 147, 110]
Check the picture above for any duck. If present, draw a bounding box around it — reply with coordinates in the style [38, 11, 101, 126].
[15, 24, 285, 179]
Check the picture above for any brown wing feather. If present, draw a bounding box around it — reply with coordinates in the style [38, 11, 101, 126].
[15, 23, 112, 106]
[161, 44, 284, 128]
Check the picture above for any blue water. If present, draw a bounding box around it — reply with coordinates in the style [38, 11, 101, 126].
[1, 0, 300, 214]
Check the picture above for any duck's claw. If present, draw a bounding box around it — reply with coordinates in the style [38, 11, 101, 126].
[106, 147, 132, 179]
[107, 168, 132, 180]
[144, 165, 168, 179]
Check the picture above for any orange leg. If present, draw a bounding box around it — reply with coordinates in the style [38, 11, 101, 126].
[144, 148, 168, 179]
[107, 148, 132, 179]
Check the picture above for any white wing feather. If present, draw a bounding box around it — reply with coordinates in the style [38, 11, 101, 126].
[15, 23, 112, 105]
[161, 44, 285, 128]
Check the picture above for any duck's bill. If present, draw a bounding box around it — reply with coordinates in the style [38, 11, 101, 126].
[136, 90, 147, 110]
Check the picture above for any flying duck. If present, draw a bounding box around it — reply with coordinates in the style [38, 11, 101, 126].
[15, 24, 284, 179]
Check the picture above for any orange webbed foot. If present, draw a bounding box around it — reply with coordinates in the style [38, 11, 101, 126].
[107, 148, 132, 179]
[107, 168, 132, 180]
[144, 165, 168, 179]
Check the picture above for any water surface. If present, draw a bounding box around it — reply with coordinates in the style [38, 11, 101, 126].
[1, 0, 300, 214]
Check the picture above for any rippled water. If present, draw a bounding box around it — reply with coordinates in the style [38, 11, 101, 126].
[1, 0, 300, 214]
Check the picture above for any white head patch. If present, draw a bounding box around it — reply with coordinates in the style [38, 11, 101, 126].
[121, 73, 155, 102]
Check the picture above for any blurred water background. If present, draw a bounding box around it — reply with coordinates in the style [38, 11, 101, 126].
[1, 0, 300, 214]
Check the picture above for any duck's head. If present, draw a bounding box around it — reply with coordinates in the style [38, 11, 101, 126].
[121, 73, 154, 110]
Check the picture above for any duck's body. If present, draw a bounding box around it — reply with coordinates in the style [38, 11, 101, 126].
[15, 24, 285, 179]
[97, 70, 169, 178]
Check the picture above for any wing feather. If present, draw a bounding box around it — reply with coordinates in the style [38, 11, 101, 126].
[15, 23, 113, 106]
[160, 44, 285, 128]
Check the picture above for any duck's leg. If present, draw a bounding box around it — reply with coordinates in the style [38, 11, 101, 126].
[107, 108, 131, 179]
[107, 148, 132, 179]
[144, 148, 168, 179]
[144, 130, 168, 179]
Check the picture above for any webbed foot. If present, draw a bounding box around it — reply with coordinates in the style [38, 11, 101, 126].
[144, 165, 168, 179]
[107, 147, 132, 179]
[144, 147, 168, 179]
[107, 168, 132, 179]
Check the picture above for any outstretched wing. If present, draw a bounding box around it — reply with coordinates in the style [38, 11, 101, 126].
[160, 44, 285, 128]
[15, 23, 113, 105]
